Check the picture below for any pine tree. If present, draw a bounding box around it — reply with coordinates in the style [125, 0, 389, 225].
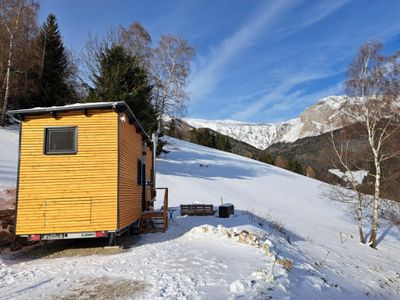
[258, 153, 274, 164]
[88, 45, 157, 134]
[34, 14, 73, 107]
[287, 157, 303, 175]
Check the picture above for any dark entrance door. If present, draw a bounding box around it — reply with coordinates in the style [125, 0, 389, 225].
[141, 163, 146, 211]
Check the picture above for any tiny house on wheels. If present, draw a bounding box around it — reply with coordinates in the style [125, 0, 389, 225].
[8, 102, 159, 245]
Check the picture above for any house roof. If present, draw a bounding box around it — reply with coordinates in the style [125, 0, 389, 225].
[8, 101, 152, 143]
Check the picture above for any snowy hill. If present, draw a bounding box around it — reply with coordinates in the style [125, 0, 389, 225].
[0, 126, 19, 209]
[0, 126, 19, 188]
[0, 131, 399, 299]
[183, 95, 352, 149]
[157, 138, 400, 298]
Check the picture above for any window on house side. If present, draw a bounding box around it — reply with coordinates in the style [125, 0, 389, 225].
[45, 127, 77, 154]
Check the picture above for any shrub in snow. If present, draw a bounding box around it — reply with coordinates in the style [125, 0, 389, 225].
[238, 230, 250, 244]
[277, 259, 293, 272]
[260, 242, 271, 256]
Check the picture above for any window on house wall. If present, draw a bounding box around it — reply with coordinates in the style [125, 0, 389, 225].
[45, 127, 77, 154]
[137, 159, 142, 185]
[142, 163, 146, 186]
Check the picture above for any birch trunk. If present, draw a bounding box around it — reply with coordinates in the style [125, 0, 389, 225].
[0, 34, 14, 127]
[357, 192, 366, 244]
[369, 156, 381, 248]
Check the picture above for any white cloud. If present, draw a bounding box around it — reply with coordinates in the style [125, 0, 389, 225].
[188, 0, 296, 102]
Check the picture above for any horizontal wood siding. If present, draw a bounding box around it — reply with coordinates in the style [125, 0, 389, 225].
[16, 110, 118, 235]
[118, 113, 142, 229]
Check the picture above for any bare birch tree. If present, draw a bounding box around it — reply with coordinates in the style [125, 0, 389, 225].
[80, 29, 118, 91]
[118, 22, 152, 70]
[329, 129, 368, 243]
[341, 41, 400, 248]
[152, 35, 195, 132]
[81, 22, 152, 94]
[0, 0, 24, 126]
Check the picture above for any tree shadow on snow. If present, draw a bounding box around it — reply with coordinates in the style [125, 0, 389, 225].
[376, 224, 398, 246]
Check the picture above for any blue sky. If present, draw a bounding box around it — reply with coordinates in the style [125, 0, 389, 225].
[38, 0, 400, 123]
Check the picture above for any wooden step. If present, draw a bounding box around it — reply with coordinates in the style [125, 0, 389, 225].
[139, 188, 169, 234]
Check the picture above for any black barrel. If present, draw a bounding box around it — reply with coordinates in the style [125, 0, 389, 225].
[219, 203, 234, 218]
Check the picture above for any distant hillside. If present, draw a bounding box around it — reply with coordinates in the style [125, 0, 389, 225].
[165, 118, 261, 159]
[167, 115, 400, 203]
[265, 122, 400, 203]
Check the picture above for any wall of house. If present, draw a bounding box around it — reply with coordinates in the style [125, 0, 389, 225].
[145, 144, 154, 204]
[118, 113, 143, 229]
[16, 109, 118, 235]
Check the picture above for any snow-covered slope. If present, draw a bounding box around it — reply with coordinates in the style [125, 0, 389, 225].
[156, 137, 400, 299]
[0, 126, 19, 188]
[1, 133, 399, 299]
[183, 95, 352, 149]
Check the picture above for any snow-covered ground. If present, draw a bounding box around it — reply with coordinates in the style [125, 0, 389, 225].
[0, 131, 399, 299]
[156, 137, 400, 299]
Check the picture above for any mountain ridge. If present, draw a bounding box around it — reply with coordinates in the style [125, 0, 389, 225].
[182, 95, 351, 149]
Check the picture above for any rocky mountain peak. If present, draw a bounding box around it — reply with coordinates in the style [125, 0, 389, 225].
[182, 95, 356, 150]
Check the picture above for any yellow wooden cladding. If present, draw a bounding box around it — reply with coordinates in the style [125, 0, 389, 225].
[16, 110, 118, 234]
[118, 113, 143, 229]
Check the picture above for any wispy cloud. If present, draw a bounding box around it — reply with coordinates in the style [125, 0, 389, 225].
[260, 82, 344, 122]
[188, 0, 297, 101]
[231, 69, 342, 120]
[188, 0, 350, 104]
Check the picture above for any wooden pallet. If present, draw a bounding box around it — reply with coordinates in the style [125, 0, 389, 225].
[180, 204, 214, 216]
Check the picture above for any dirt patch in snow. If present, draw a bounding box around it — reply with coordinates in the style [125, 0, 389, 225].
[22, 245, 125, 259]
[57, 277, 146, 300]
[43, 246, 125, 258]
[9, 239, 126, 260]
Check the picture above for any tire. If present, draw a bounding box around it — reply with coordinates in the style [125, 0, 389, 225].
[109, 232, 116, 246]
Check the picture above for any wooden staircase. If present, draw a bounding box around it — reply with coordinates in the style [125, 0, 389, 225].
[140, 188, 168, 233]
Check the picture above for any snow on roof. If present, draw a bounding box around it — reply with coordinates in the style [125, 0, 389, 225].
[8, 101, 152, 141]
[7, 101, 125, 115]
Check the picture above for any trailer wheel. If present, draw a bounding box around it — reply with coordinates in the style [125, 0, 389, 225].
[109, 232, 116, 246]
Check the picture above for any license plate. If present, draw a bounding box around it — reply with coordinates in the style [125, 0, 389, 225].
[41, 232, 99, 240]
[41, 233, 66, 240]
[71, 232, 97, 238]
